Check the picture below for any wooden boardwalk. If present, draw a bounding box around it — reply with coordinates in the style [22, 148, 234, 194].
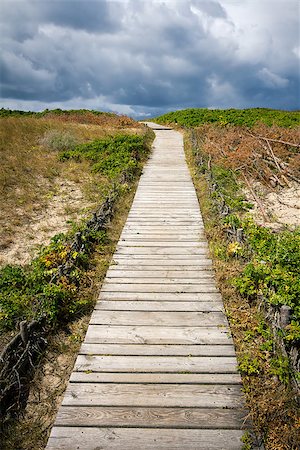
[47, 123, 246, 449]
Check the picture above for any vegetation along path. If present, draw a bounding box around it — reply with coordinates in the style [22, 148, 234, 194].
[47, 123, 248, 449]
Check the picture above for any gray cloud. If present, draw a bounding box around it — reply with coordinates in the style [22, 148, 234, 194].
[0, 0, 299, 116]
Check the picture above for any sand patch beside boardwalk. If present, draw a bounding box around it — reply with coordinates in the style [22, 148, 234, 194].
[0, 179, 95, 267]
[244, 181, 300, 229]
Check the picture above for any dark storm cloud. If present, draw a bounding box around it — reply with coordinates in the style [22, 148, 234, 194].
[41, 0, 119, 32]
[0, 0, 299, 116]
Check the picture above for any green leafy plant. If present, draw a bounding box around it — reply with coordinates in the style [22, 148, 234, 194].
[238, 354, 261, 375]
[59, 134, 147, 179]
[155, 107, 300, 128]
[241, 431, 253, 450]
[39, 129, 80, 151]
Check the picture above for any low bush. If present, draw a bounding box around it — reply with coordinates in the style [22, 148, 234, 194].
[155, 107, 300, 128]
[39, 129, 80, 151]
[59, 134, 147, 179]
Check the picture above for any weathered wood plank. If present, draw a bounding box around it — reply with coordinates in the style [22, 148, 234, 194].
[55, 406, 246, 429]
[62, 383, 242, 408]
[120, 234, 205, 238]
[109, 264, 213, 271]
[90, 311, 228, 327]
[95, 301, 223, 311]
[111, 262, 213, 268]
[113, 253, 212, 267]
[117, 242, 207, 247]
[98, 292, 222, 301]
[119, 236, 205, 241]
[130, 204, 200, 208]
[122, 225, 202, 229]
[126, 220, 202, 224]
[79, 343, 235, 356]
[115, 248, 209, 256]
[101, 283, 219, 293]
[124, 221, 202, 225]
[70, 372, 242, 384]
[104, 277, 215, 284]
[84, 325, 232, 344]
[106, 269, 214, 278]
[47, 427, 244, 450]
[127, 213, 202, 218]
[74, 355, 238, 373]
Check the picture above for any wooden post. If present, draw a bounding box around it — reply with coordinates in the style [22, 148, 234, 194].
[20, 321, 28, 345]
[280, 305, 292, 328]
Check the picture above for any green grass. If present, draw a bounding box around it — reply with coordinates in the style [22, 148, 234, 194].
[0, 107, 112, 118]
[59, 134, 147, 179]
[155, 108, 300, 128]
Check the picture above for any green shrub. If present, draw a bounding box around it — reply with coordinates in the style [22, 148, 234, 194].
[39, 129, 80, 151]
[60, 134, 147, 179]
[155, 108, 300, 128]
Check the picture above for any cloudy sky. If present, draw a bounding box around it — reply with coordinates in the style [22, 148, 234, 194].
[1, 0, 299, 117]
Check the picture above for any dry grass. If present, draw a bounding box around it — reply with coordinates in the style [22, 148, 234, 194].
[193, 123, 300, 187]
[185, 135, 300, 450]
[0, 116, 142, 265]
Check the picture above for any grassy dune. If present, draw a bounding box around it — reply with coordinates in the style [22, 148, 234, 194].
[155, 107, 300, 127]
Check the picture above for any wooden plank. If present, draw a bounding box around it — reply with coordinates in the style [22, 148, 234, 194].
[126, 216, 201, 220]
[95, 301, 224, 311]
[55, 406, 246, 429]
[109, 265, 213, 271]
[47, 427, 244, 449]
[128, 213, 200, 216]
[112, 252, 212, 267]
[129, 205, 200, 209]
[131, 204, 200, 208]
[104, 277, 215, 285]
[124, 220, 202, 225]
[84, 325, 232, 344]
[62, 383, 242, 408]
[136, 189, 197, 193]
[119, 242, 207, 252]
[113, 255, 212, 261]
[115, 248, 209, 255]
[74, 355, 237, 373]
[117, 242, 207, 248]
[90, 311, 228, 327]
[101, 283, 219, 293]
[120, 233, 204, 236]
[132, 198, 199, 201]
[122, 228, 203, 232]
[79, 343, 235, 356]
[120, 230, 204, 234]
[106, 265, 214, 279]
[124, 216, 200, 219]
[128, 212, 202, 217]
[99, 292, 222, 301]
[70, 372, 242, 385]
[106, 270, 214, 278]
[119, 236, 205, 241]
[122, 223, 202, 227]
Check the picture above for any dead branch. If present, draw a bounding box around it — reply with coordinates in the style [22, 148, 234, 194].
[248, 131, 300, 148]
[242, 173, 269, 222]
[266, 139, 282, 172]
